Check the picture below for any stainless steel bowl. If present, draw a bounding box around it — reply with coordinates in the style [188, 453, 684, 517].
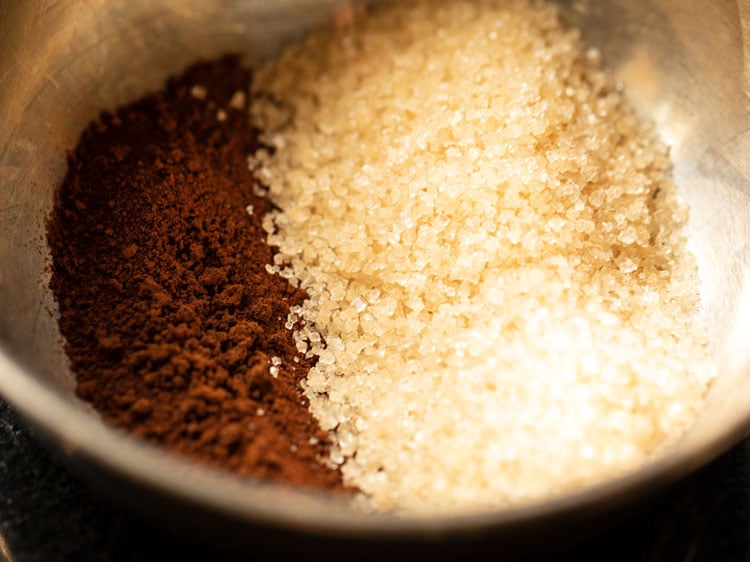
[0, 0, 749, 556]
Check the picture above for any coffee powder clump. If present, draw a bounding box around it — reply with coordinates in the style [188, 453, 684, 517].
[48, 56, 345, 491]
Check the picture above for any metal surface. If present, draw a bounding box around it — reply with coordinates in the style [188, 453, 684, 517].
[0, 0, 748, 544]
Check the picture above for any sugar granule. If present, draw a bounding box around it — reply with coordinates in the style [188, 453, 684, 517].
[252, 0, 715, 513]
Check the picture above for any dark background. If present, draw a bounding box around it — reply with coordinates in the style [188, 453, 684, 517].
[0, 399, 748, 562]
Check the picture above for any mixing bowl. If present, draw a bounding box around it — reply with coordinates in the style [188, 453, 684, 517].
[0, 0, 749, 557]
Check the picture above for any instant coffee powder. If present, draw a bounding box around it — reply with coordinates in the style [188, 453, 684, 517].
[48, 56, 345, 491]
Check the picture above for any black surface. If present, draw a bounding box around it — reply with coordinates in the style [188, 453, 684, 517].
[0, 398, 748, 562]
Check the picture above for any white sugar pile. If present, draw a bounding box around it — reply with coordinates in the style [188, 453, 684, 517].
[251, 0, 714, 514]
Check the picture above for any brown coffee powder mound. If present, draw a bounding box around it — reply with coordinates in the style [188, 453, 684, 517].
[48, 56, 345, 491]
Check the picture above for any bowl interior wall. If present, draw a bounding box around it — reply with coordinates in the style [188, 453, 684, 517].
[0, 0, 748, 527]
